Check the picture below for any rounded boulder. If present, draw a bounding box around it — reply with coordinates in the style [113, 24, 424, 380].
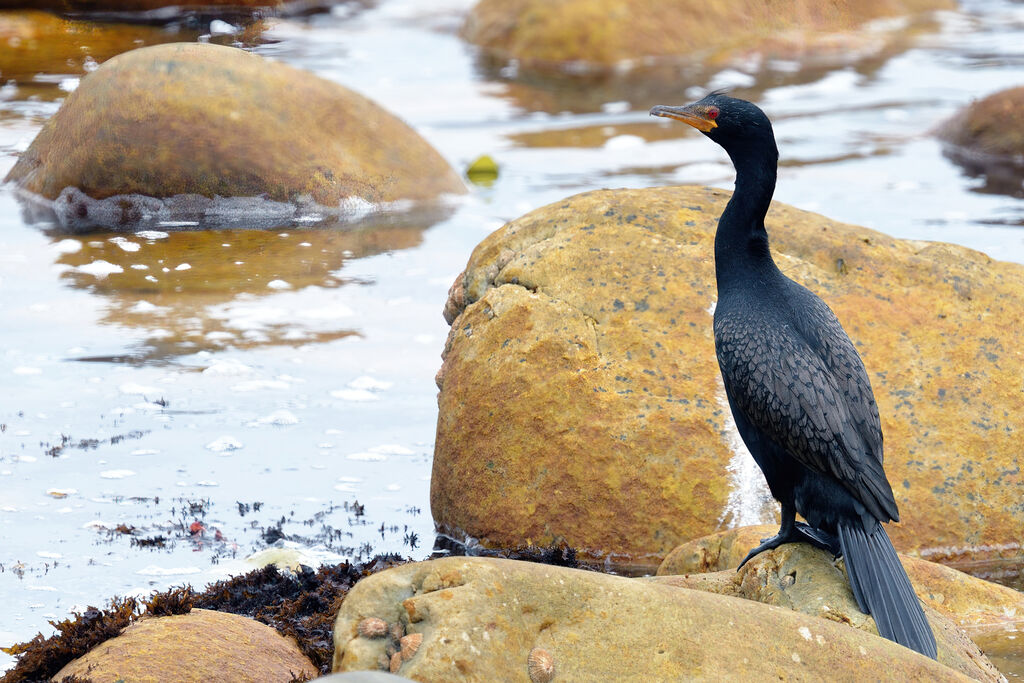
[5, 42, 465, 210]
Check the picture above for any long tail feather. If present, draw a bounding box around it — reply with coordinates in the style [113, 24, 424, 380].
[837, 522, 937, 659]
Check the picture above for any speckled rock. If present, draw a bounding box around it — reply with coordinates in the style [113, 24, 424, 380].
[651, 543, 1004, 681]
[462, 0, 953, 73]
[54, 608, 317, 682]
[659, 526, 1024, 633]
[433, 185, 1024, 573]
[333, 556, 971, 680]
[5, 42, 465, 215]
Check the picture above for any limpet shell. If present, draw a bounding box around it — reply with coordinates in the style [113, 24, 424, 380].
[400, 632, 423, 660]
[389, 651, 403, 673]
[357, 617, 388, 638]
[528, 647, 555, 682]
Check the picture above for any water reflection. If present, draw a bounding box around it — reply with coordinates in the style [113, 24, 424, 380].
[50, 209, 449, 360]
[0, 10, 270, 116]
[940, 144, 1024, 201]
[474, 15, 939, 116]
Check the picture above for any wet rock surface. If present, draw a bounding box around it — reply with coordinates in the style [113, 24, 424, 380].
[462, 0, 953, 74]
[432, 185, 1024, 573]
[5, 42, 465, 231]
[651, 542, 1004, 681]
[333, 556, 972, 680]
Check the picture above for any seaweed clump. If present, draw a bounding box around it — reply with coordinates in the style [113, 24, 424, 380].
[1, 554, 409, 682]
[1, 597, 139, 683]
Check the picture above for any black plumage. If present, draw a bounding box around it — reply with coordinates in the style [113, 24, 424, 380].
[651, 94, 937, 659]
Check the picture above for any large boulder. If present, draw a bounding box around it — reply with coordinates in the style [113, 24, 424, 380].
[462, 0, 953, 74]
[333, 556, 973, 680]
[5, 42, 465, 230]
[650, 543, 1004, 681]
[659, 526, 1024, 633]
[432, 185, 1024, 574]
[54, 608, 317, 682]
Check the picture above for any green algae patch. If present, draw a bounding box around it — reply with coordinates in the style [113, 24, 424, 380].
[5, 42, 465, 210]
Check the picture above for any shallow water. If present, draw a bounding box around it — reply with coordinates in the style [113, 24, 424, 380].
[1, 0, 1023, 671]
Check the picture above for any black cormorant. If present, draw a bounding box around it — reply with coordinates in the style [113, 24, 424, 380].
[650, 94, 937, 659]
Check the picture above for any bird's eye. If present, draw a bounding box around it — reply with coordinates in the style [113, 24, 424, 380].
[708, 108, 719, 120]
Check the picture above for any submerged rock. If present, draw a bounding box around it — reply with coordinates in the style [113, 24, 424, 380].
[462, 0, 953, 74]
[651, 543, 1004, 681]
[937, 87, 1024, 197]
[54, 608, 317, 682]
[433, 185, 1024, 573]
[333, 556, 971, 680]
[5, 42, 465, 231]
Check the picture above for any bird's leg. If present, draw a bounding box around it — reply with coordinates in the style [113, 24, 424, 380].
[738, 501, 799, 570]
[738, 502, 840, 569]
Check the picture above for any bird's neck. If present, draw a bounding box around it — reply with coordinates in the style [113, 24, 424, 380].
[715, 146, 779, 286]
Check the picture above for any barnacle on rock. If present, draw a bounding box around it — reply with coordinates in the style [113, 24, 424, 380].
[528, 647, 556, 682]
[357, 617, 388, 638]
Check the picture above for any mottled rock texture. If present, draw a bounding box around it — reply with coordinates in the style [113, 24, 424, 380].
[5, 43, 465, 207]
[433, 185, 1024, 573]
[54, 608, 317, 682]
[333, 556, 972, 681]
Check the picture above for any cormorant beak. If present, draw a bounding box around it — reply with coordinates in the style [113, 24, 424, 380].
[650, 104, 718, 132]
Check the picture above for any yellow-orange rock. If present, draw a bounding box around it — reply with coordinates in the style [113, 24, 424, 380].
[334, 556, 972, 680]
[5, 42, 465, 206]
[432, 185, 1024, 574]
[53, 608, 317, 682]
[462, 0, 953, 72]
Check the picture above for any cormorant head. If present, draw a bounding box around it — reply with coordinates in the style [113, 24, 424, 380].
[650, 93, 776, 161]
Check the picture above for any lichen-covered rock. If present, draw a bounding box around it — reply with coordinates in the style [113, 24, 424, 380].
[333, 557, 972, 680]
[5, 42, 465, 225]
[433, 185, 1024, 574]
[462, 0, 953, 73]
[651, 543, 1004, 681]
[54, 608, 317, 682]
[659, 526, 1024, 634]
